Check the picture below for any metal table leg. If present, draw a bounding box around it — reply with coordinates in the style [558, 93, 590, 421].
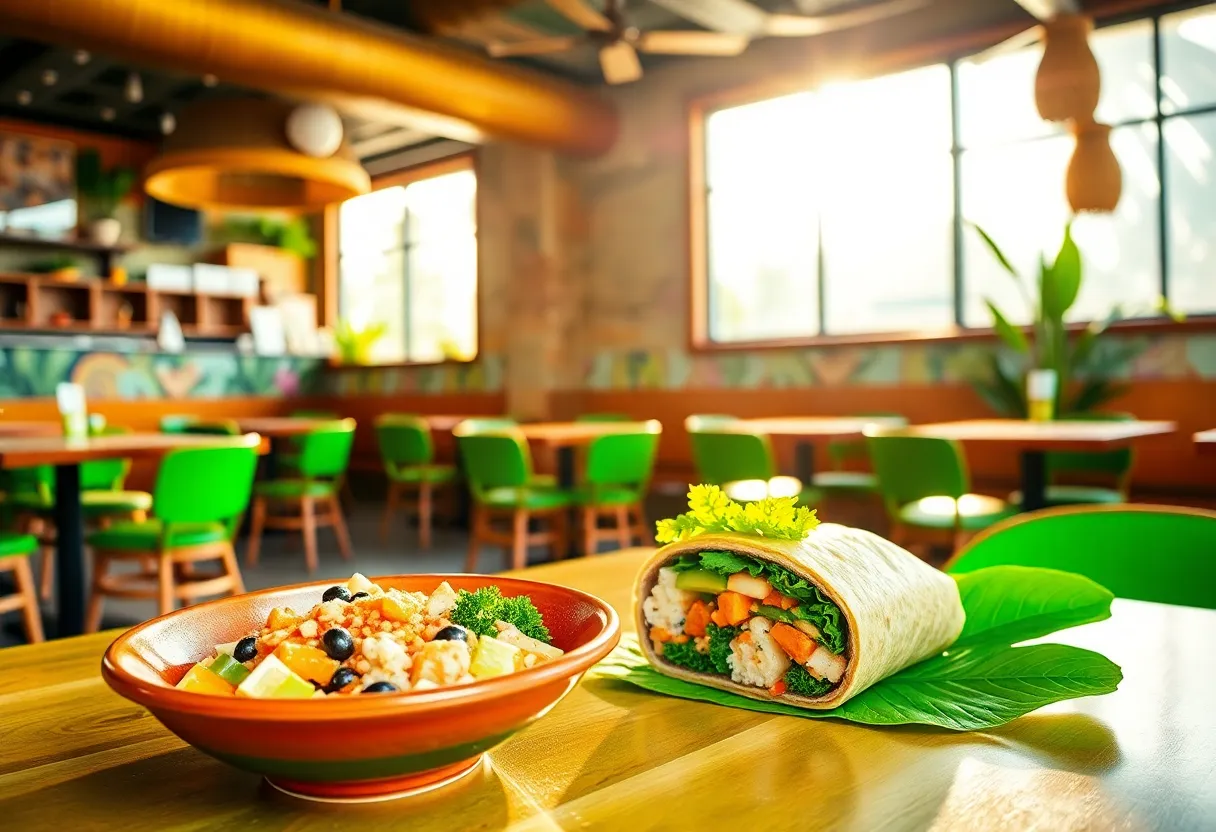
[52, 463, 85, 638]
[1019, 450, 1048, 512]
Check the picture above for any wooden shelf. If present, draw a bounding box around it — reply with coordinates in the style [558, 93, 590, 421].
[0, 272, 259, 338]
[0, 232, 134, 275]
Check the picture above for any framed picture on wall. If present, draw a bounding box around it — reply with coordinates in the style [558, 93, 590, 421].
[0, 131, 76, 238]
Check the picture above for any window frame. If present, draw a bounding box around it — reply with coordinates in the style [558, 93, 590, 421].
[328, 151, 481, 369]
[687, 0, 1216, 353]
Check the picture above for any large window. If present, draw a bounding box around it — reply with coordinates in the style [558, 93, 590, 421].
[338, 158, 478, 364]
[700, 3, 1216, 344]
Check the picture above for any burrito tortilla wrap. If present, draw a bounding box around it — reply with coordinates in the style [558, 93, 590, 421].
[634, 525, 965, 708]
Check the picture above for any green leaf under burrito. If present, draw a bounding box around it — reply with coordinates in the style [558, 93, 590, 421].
[595, 635, 1121, 731]
[952, 566, 1114, 649]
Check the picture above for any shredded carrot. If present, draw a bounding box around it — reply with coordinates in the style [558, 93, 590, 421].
[769, 680, 787, 697]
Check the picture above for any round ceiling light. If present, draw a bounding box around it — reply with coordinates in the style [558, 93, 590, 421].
[286, 103, 344, 158]
[144, 98, 369, 212]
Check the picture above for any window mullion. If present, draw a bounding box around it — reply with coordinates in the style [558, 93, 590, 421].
[950, 60, 965, 328]
[1153, 14, 1170, 304]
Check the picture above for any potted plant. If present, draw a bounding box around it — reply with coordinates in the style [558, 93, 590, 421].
[333, 319, 386, 365]
[970, 223, 1169, 419]
[76, 148, 135, 246]
[218, 215, 317, 301]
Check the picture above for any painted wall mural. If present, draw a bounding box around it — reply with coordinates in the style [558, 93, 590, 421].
[0, 346, 322, 400]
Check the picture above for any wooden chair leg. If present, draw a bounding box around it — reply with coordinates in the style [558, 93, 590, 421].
[380, 481, 399, 542]
[631, 503, 652, 545]
[614, 505, 631, 550]
[13, 556, 45, 644]
[582, 507, 597, 557]
[511, 509, 528, 571]
[219, 543, 245, 595]
[246, 497, 266, 567]
[86, 554, 109, 634]
[330, 496, 353, 560]
[465, 505, 483, 573]
[550, 510, 568, 561]
[301, 497, 319, 573]
[418, 482, 434, 550]
[39, 544, 53, 602]
[157, 558, 176, 617]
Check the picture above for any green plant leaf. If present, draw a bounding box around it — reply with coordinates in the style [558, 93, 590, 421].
[1042, 223, 1082, 321]
[985, 300, 1029, 353]
[970, 223, 1019, 279]
[951, 566, 1113, 649]
[1067, 378, 1129, 415]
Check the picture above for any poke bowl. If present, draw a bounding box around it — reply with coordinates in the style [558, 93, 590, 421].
[102, 573, 620, 802]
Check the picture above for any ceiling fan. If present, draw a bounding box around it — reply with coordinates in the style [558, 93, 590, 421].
[486, 0, 928, 85]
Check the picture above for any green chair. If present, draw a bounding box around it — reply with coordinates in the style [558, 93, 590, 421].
[159, 415, 197, 434]
[687, 428, 819, 507]
[575, 413, 632, 422]
[458, 430, 574, 571]
[948, 505, 1216, 610]
[0, 532, 44, 643]
[867, 433, 1017, 552]
[376, 414, 457, 548]
[573, 422, 661, 555]
[685, 414, 738, 432]
[180, 420, 241, 436]
[1010, 413, 1136, 507]
[85, 436, 260, 630]
[818, 413, 908, 494]
[247, 419, 356, 573]
[453, 418, 556, 489]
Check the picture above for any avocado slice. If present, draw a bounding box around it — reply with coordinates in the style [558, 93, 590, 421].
[674, 569, 728, 594]
[756, 604, 796, 624]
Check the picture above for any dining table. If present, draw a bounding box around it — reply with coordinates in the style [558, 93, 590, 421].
[902, 419, 1177, 511]
[0, 432, 267, 638]
[731, 416, 907, 486]
[2, 546, 1212, 830]
[0, 420, 62, 437]
[232, 417, 335, 479]
[1194, 429, 1216, 456]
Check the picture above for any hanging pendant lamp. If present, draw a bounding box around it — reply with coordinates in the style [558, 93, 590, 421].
[1066, 120, 1122, 213]
[144, 98, 370, 212]
[1035, 14, 1100, 123]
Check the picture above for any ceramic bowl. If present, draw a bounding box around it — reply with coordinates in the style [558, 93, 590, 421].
[102, 574, 620, 802]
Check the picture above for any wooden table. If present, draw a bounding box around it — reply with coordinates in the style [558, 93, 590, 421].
[3, 548, 1212, 830]
[1195, 429, 1216, 456]
[0, 420, 61, 437]
[0, 433, 264, 638]
[903, 419, 1177, 511]
[733, 416, 907, 485]
[233, 418, 333, 479]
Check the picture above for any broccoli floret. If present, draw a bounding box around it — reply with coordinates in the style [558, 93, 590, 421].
[660, 639, 714, 674]
[448, 587, 552, 643]
[785, 664, 833, 697]
[707, 624, 738, 675]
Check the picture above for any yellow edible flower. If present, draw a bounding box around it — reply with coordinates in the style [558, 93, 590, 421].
[655, 484, 819, 543]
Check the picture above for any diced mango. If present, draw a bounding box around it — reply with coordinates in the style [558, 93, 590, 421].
[274, 642, 340, 685]
[266, 606, 302, 631]
[381, 591, 420, 623]
[715, 591, 752, 626]
[176, 663, 236, 696]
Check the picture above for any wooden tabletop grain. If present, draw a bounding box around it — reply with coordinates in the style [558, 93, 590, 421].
[902, 418, 1177, 451]
[518, 421, 659, 447]
[734, 416, 906, 438]
[0, 432, 265, 468]
[2, 548, 1212, 830]
[1195, 429, 1216, 455]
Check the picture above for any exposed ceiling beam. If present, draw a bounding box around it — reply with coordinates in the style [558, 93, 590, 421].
[351, 125, 431, 158]
[1012, 0, 1080, 21]
[647, 0, 770, 36]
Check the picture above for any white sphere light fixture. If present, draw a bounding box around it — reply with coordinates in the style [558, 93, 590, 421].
[285, 103, 344, 158]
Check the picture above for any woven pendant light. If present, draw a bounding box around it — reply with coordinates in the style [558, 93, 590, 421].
[1035, 14, 1100, 123]
[1067, 121, 1122, 213]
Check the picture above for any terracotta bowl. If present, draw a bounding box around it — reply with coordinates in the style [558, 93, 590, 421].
[102, 574, 620, 802]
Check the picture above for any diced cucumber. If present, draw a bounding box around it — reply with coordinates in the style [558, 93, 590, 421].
[470, 636, 521, 679]
[674, 569, 728, 594]
[208, 653, 251, 686]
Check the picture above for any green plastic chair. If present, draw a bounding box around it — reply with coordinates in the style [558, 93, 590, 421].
[1009, 413, 1136, 506]
[867, 433, 1016, 548]
[687, 429, 819, 506]
[454, 417, 519, 434]
[948, 505, 1216, 610]
[819, 413, 908, 494]
[248, 419, 356, 572]
[85, 436, 260, 629]
[458, 431, 573, 571]
[180, 420, 241, 436]
[573, 423, 661, 554]
[575, 413, 632, 422]
[376, 414, 457, 548]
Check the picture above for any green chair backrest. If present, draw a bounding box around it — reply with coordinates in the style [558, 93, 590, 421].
[585, 425, 661, 500]
[454, 417, 518, 436]
[1047, 412, 1135, 485]
[5, 465, 52, 504]
[160, 415, 197, 434]
[81, 424, 132, 490]
[827, 413, 908, 469]
[685, 414, 737, 433]
[297, 419, 356, 480]
[867, 434, 969, 515]
[376, 414, 434, 472]
[576, 413, 632, 423]
[180, 420, 240, 436]
[153, 437, 260, 538]
[688, 430, 775, 485]
[948, 506, 1216, 610]
[457, 433, 532, 499]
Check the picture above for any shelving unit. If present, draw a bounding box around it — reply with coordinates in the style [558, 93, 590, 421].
[0, 273, 255, 337]
[0, 231, 133, 276]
